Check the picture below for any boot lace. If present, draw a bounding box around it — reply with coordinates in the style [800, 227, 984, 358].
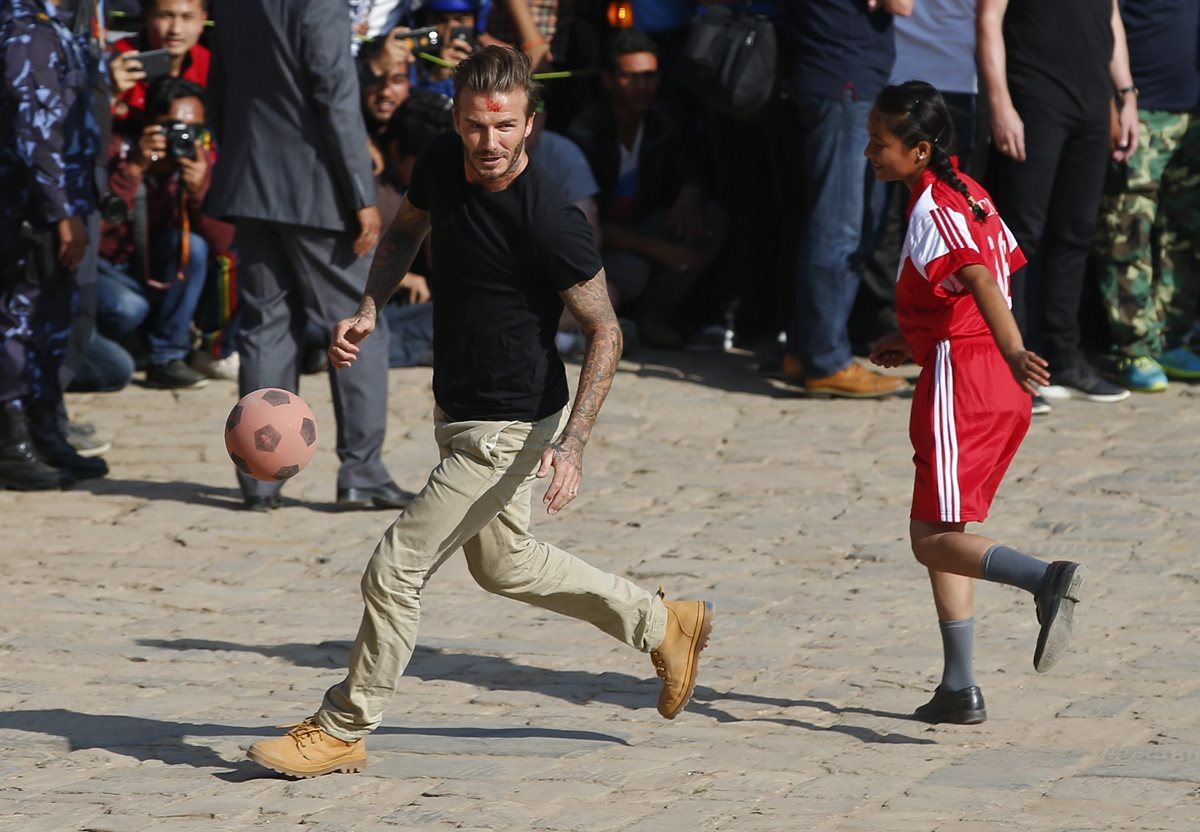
[285, 720, 325, 745]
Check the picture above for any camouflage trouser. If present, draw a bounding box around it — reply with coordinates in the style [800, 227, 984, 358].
[1095, 109, 1200, 358]
[0, 225, 76, 407]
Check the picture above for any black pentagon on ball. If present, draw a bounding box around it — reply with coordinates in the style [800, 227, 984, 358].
[255, 424, 282, 452]
[261, 389, 291, 407]
[274, 464, 300, 480]
[300, 417, 316, 447]
[229, 452, 251, 475]
[225, 404, 243, 432]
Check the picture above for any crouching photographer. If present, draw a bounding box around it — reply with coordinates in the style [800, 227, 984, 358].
[86, 76, 233, 390]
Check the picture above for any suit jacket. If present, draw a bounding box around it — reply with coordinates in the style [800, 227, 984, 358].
[205, 0, 375, 232]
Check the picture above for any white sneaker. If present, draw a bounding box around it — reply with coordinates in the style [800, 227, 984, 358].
[191, 350, 240, 381]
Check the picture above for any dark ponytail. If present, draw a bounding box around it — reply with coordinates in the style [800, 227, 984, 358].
[874, 81, 987, 222]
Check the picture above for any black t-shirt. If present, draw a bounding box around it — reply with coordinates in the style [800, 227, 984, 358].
[1003, 0, 1113, 117]
[406, 131, 602, 422]
[1122, 0, 1200, 111]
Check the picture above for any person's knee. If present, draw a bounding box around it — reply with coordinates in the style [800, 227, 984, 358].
[465, 536, 537, 595]
[360, 550, 419, 605]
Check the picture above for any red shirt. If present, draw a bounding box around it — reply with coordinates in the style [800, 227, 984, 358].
[111, 37, 211, 132]
[897, 163, 1027, 366]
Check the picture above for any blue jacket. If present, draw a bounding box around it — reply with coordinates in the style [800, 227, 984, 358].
[0, 0, 99, 231]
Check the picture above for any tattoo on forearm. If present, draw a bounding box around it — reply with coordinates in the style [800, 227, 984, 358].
[559, 271, 622, 450]
[361, 197, 431, 315]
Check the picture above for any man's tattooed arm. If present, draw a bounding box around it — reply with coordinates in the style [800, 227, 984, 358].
[558, 269, 623, 455]
[357, 196, 432, 320]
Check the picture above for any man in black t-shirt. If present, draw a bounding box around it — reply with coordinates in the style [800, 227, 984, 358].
[246, 47, 715, 779]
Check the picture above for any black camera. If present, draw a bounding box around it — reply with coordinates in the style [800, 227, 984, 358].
[164, 121, 197, 160]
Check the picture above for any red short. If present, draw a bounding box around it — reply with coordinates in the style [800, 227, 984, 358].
[909, 337, 1031, 524]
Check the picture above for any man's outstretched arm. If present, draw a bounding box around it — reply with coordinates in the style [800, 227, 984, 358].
[329, 196, 432, 368]
[538, 268, 623, 514]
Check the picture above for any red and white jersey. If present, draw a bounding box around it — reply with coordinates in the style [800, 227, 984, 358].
[896, 164, 1027, 365]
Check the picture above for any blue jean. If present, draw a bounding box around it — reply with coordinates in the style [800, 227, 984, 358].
[786, 90, 874, 378]
[95, 230, 209, 364]
[70, 332, 134, 392]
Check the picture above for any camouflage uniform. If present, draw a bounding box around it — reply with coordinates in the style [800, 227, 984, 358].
[1095, 110, 1200, 359]
[0, 0, 99, 407]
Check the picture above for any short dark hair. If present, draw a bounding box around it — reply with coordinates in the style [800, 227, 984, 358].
[452, 45, 542, 116]
[145, 76, 206, 121]
[607, 30, 657, 70]
[385, 89, 455, 158]
[141, 0, 210, 12]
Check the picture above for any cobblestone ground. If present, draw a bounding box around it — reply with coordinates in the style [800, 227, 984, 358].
[1, 350, 1198, 831]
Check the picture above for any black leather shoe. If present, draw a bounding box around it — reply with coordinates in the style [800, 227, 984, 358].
[336, 481, 415, 509]
[914, 685, 987, 724]
[1034, 561, 1086, 673]
[243, 494, 281, 512]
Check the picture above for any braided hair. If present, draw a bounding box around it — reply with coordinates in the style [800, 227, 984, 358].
[875, 81, 986, 222]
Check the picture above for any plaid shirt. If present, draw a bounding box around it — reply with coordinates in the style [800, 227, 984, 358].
[487, 0, 558, 46]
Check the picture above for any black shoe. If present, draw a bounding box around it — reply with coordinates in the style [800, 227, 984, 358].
[1034, 561, 1086, 672]
[336, 481, 416, 509]
[27, 406, 107, 480]
[0, 403, 74, 491]
[146, 359, 208, 389]
[914, 685, 987, 724]
[243, 494, 282, 512]
[1041, 361, 1130, 403]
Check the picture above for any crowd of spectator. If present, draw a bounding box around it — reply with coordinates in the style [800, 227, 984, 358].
[2, 0, 1197, 494]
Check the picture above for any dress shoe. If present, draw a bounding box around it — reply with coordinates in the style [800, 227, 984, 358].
[1034, 561, 1085, 672]
[243, 494, 282, 512]
[914, 685, 987, 724]
[247, 719, 366, 778]
[649, 589, 715, 719]
[805, 362, 908, 398]
[336, 481, 416, 509]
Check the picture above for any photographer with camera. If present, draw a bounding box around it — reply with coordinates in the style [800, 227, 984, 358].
[92, 76, 232, 390]
[415, 0, 487, 96]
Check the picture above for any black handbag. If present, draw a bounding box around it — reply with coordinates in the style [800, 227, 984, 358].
[678, 5, 777, 119]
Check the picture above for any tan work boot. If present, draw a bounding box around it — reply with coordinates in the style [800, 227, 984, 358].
[650, 591, 715, 719]
[805, 362, 908, 398]
[247, 720, 366, 778]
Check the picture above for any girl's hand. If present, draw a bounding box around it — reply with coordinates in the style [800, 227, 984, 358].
[869, 332, 912, 368]
[1004, 348, 1050, 394]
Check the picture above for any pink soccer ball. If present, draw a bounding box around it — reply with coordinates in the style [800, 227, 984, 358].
[224, 388, 318, 482]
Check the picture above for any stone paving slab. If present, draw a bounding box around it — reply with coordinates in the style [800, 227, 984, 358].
[2, 351, 1199, 830]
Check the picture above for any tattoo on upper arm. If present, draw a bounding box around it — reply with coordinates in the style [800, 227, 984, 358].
[558, 269, 622, 449]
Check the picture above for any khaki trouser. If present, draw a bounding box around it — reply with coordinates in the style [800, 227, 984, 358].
[315, 408, 668, 740]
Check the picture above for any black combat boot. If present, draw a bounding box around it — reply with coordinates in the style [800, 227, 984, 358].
[0, 402, 73, 490]
[27, 403, 107, 480]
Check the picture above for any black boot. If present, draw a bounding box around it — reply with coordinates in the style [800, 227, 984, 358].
[0, 402, 74, 490]
[27, 403, 107, 480]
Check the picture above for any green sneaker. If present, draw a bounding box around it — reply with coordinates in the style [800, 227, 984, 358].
[1157, 346, 1200, 380]
[1116, 356, 1168, 392]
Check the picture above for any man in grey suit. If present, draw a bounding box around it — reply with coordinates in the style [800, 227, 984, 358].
[206, 0, 412, 511]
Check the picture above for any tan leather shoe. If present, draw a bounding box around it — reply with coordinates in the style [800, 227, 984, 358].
[650, 592, 715, 719]
[805, 362, 908, 398]
[247, 720, 366, 778]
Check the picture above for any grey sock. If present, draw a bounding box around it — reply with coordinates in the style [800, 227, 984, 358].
[981, 544, 1051, 595]
[939, 617, 976, 691]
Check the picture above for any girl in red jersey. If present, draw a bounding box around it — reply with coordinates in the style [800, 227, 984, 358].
[865, 81, 1086, 724]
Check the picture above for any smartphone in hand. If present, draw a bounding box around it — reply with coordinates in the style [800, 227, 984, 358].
[131, 48, 172, 82]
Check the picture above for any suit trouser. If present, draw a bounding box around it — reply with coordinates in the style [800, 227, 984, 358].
[315, 408, 668, 741]
[234, 218, 391, 498]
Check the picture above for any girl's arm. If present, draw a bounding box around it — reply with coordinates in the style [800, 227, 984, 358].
[956, 264, 1050, 393]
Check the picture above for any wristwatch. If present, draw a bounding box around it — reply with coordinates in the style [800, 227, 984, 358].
[1117, 85, 1139, 97]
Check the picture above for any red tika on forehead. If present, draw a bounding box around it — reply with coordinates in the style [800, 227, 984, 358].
[486, 98, 503, 112]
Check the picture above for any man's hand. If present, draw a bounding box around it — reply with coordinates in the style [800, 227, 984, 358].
[441, 37, 473, 69]
[110, 52, 145, 97]
[130, 125, 168, 173]
[537, 434, 583, 515]
[399, 272, 431, 304]
[868, 331, 912, 368]
[670, 186, 704, 243]
[354, 205, 382, 258]
[1112, 97, 1140, 162]
[56, 214, 87, 270]
[1004, 348, 1050, 394]
[329, 309, 376, 368]
[991, 104, 1027, 161]
[178, 146, 208, 194]
[650, 239, 704, 277]
[370, 27, 416, 76]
